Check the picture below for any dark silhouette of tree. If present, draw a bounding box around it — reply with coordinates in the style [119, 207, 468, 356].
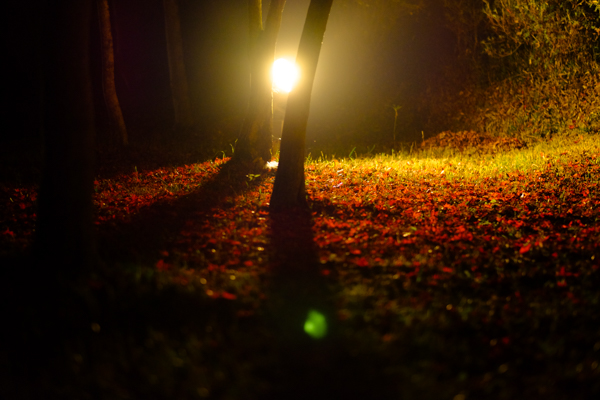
[270, 0, 334, 211]
[234, 0, 286, 165]
[35, 0, 96, 281]
[163, 0, 194, 131]
[97, 0, 128, 146]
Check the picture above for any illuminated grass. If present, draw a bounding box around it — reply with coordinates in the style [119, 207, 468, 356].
[308, 132, 600, 182]
[2, 132, 599, 399]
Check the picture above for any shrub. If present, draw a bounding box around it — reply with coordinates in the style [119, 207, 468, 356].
[422, 0, 600, 140]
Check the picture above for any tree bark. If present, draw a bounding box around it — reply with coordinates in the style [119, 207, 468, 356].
[234, 0, 286, 164]
[97, 0, 128, 146]
[35, 0, 96, 281]
[164, 0, 194, 131]
[270, 0, 334, 211]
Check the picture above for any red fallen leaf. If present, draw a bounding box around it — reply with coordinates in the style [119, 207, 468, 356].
[565, 292, 580, 304]
[243, 260, 253, 267]
[221, 291, 237, 300]
[556, 280, 567, 287]
[321, 269, 331, 276]
[382, 333, 394, 342]
[207, 264, 220, 271]
[156, 259, 170, 271]
[2, 228, 15, 237]
[501, 337, 510, 345]
[519, 243, 531, 254]
[349, 249, 361, 255]
[442, 267, 453, 273]
[354, 257, 369, 267]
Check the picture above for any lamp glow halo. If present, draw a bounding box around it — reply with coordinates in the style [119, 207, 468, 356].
[272, 58, 299, 93]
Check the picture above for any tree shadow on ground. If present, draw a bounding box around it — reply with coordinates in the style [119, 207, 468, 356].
[96, 159, 266, 266]
[263, 208, 397, 399]
[1, 159, 267, 400]
[2, 160, 398, 399]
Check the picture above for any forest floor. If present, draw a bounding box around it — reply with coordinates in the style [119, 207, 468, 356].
[1, 131, 600, 400]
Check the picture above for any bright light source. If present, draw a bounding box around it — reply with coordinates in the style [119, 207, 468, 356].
[266, 161, 279, 169]
[272, 58, 298, 93]
[303, 309, 327, 339]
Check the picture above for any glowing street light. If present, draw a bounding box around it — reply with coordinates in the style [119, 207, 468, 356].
[271, 58, 298, 146]
[272, 58, 299, 93]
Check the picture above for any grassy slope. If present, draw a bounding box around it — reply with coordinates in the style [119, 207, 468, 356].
[1, 133, 599, 399]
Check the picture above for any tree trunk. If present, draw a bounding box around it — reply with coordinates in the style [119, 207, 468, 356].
[97, 0, 128, 146]
[35, 0, 96, 281]
[234, 0, 286, 164]
[270, 0, 334, 211]
[164, 0, 194, 131]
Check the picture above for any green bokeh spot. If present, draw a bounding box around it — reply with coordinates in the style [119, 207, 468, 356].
[304, 309, 327, 339]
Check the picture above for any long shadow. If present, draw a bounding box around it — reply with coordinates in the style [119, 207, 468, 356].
[263, 207, 397, 399]
[93, 158, 273, 343]
[1, 160, 267, 399]
[96, 159, 266, 266]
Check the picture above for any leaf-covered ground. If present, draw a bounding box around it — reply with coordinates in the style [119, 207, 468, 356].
[1, 134, 599, 399]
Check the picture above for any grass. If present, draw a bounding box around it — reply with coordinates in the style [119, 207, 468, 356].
[1, 132, 599, 399]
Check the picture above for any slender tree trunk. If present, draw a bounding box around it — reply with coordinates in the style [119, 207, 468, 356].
[270, 0, 334, 211]
[97, 0, 128, 146]
[234, 0, 286, 164]
[164, 0, 194, 131]
[35, 0, 96, 281]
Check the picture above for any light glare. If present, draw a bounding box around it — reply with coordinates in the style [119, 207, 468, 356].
[272, 58, 298, 93]
[304, 309, 327, 339]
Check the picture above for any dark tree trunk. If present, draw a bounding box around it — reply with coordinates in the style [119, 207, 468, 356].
[164, 0, 194, 131]
[97, 0, 128, 146]
[35, 0, 96, 281]
[270, 0, 334, 211]
[234, 0, 286, 164]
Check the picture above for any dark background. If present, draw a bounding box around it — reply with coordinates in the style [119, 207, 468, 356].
[1, 0, 455, 152]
